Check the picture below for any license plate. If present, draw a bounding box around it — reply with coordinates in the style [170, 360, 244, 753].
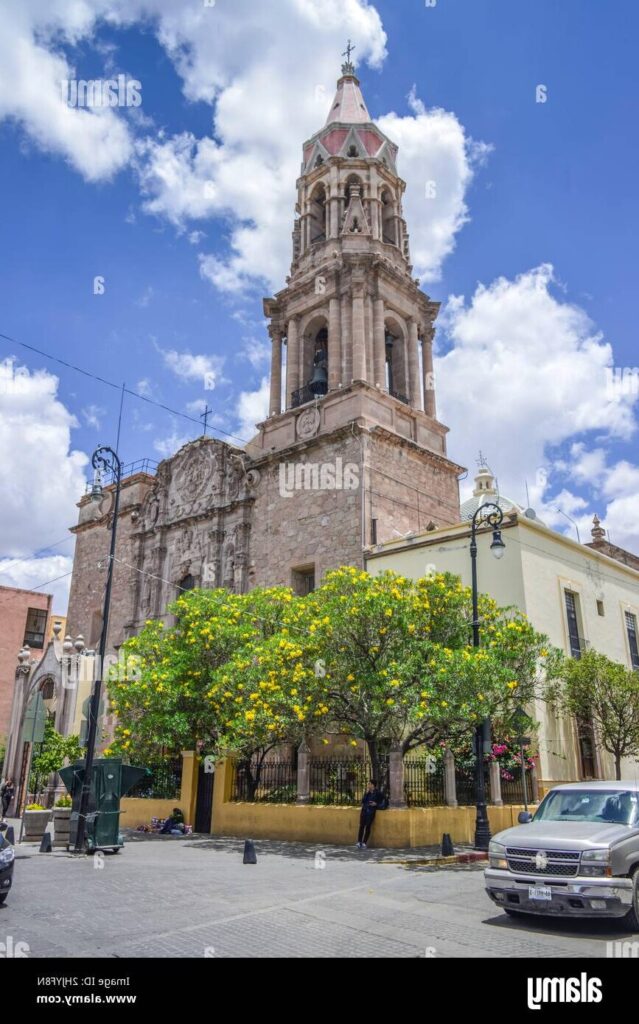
[529, 885, 552, 901]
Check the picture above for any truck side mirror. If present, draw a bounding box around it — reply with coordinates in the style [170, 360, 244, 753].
[518, 811, 533, 824]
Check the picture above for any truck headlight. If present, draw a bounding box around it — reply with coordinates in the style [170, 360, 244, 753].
[581, 849, 611, 877]
[488, 840, 508, 870]
[0, 846, 15, 868]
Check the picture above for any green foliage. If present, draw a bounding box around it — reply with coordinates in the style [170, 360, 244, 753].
[107, 569, 560, 770]
[29, 718, 82, 799]
[551, 649, 639, 779]
[54, 794, 72, 808]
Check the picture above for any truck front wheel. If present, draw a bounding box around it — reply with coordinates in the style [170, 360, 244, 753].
[623, 868, 639, 932]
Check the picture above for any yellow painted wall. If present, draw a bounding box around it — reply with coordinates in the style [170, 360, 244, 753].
[120, 750, 199, 829]
[210, 759, 525, 848]
[120, 797, 177, 827]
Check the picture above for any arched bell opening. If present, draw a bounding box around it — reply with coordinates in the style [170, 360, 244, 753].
[309, 183, 327, 245]
[381, 188, 398, 246]
[294, 317, 329, 407]
[384, 317, 408, 404]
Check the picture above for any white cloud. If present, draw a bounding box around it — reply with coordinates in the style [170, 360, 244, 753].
[0, 554, 74, 615]
[0, 1, 134, 181]
[153, 428, 193, 459]
[2, 2, 482, 293]
[239, 337, 271, 370]
[437, 265, 639, 551]
[0, 358, 87, 564]
[160, 348, 224, 388]
[236, 377, 269, 440]
[135, 377, 154, 397]
[82, 403, 104, 430]
[378, 90, 491, 283]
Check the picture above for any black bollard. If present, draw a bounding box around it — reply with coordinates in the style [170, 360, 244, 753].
[5, 826, 15, 845]
[39, 831, 52, 853]
[441, 833, 454, 857]
[243, 839, 257, 864]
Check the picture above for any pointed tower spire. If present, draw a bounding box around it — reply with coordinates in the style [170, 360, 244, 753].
[325, 42, 371, 126]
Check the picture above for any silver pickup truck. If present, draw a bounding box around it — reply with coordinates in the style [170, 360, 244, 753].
[485, 781, 639, 928]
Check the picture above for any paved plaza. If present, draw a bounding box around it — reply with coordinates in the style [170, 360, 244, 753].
[2, 829, 638, 958]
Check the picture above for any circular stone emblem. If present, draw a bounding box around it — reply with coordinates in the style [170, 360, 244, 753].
[296, 407, 321, 439]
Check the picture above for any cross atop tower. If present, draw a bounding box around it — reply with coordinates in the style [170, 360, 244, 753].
[342, 39, 356, 75]
[200, 404, 213, 436]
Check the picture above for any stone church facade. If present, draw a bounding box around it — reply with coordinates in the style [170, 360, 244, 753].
[66, 57, 464, 657]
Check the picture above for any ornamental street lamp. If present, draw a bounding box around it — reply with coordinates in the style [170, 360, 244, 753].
[470, 500, 505, 851]
[74, 444, 122, 854]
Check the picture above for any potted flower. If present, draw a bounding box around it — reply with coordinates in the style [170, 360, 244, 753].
[22, 804, 51, 841]
[52, 795, 72, 848]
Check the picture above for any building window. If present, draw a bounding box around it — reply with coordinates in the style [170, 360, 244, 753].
[292, 566, 315, 596]
[24, 607, 47, 649]
[564, 590, 584, 659]
[596, 600, 605, 617]
[625, 611, 639, 670]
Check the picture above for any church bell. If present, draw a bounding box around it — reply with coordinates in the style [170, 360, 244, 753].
[309, 352, 328, 396]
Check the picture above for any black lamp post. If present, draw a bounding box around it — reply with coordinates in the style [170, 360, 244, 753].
[74, 445, 122, 854]
[470, 500, 505, 851]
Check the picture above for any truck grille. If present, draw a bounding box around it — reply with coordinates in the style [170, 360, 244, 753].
[506, 847, 581, 877]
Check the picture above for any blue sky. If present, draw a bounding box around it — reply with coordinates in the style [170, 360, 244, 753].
[0, 0, 637, 610]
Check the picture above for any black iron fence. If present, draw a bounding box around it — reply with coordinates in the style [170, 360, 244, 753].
[501, 768, 532, 806]
[455, 764, 533, 806]
[228, 755, 534, 806]
[308, 758, 389, 806]
[403, 759, 445, 807]
[232, 759, 297, 803]
[127, 758, 182, 800]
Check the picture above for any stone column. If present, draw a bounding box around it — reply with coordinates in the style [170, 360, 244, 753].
[269, 330, 282, 415]
[285, 318, 300, 408]
[388, 744, 405, 808]
[328, 296, 341, 391]
[489, 760, 503, 806]
[407, 319, 422, 410]
[373, 298, 386, 389]
[422, 328, 436, 418]
[351, 284, 367, 382]
[296, 740, 310, 804]
[365, 294, 375, 384]
[330, 196, 340, 238]
[443, 748, 457, 807]
[341, 293, 352, 384]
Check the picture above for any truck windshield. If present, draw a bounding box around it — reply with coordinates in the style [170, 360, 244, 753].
[535, 789, 639, 825]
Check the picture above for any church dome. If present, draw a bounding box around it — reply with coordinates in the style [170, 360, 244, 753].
[460, 458, 524, 522]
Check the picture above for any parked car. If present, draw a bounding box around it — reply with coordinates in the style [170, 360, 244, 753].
[485, 781, 639, 928]
[0, 825, 15, 904]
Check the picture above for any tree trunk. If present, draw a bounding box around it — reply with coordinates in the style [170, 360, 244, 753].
[615, 752, 622, 781]
[366, 738, 380, 787]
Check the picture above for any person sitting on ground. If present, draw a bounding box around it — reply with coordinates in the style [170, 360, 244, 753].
[160, 807, 186, 835]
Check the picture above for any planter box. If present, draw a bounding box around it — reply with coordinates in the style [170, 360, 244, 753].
[22, 809, 51, 842]
[52, 808, 71, 848]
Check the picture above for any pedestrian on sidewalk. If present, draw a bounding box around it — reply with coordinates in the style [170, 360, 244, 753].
[356, 780, 383, 848]
[1, 778, 14, 820]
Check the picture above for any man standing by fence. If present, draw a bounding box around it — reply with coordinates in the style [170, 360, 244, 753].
[356, 780, 384, 848]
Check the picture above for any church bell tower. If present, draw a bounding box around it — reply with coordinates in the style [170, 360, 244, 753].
[246, 50, 464, 588]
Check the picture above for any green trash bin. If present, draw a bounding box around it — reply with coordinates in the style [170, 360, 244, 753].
[59, 758, 147, 852]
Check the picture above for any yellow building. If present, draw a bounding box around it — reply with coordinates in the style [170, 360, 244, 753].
[48, 614, 67, 642]
[366, 479, 639, 788]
